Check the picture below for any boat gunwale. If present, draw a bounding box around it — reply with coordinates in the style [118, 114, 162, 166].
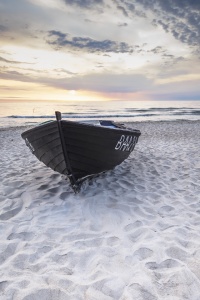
[21, 119, 141, 137]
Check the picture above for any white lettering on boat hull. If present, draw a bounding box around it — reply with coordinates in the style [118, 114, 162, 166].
[115, 135, 138, 152]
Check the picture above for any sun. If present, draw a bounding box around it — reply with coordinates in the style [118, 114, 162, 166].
[68, 90, 76, 95]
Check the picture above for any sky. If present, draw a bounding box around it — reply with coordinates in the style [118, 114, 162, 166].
[0, 0, 200, 101]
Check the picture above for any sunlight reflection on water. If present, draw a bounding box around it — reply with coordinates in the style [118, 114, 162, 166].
[0, 100, 200, 128]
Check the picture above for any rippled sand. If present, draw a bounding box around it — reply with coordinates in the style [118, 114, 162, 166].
[0, 121, 200, 300]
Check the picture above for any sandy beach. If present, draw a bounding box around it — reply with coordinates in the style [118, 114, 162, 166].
[0, 120, 200, 300]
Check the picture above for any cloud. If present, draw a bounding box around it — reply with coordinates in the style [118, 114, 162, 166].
[62, 0, 104, 9]
[0, 56, 34, 65]
[150, 77, 200, 100]
[1, 67, 200, 101]
[0, 24, 7, 32]
[46, 30, 134, 53]
[150, 91, 200, 101]
[116, 5, 129, 17]
[0, 68, 152, 93]
[59, 73, 152, 93]
[131, 0, 200, 49]
[148, 46, 165, 54]
[53, 68, 77, 75]
[112, 0, 146, 18]
[0, 70, 31, 83]
[118, 22, 128, 27]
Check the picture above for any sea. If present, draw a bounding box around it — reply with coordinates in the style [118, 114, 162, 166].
[0, 100, 199, 128]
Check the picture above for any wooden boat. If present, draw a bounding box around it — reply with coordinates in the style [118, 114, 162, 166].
[21, 111, 141, 192]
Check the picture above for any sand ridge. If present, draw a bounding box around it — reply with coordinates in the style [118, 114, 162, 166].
[0, 121, 200, 299]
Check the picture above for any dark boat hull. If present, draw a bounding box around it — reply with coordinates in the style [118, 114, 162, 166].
[21, 112, 141, 191]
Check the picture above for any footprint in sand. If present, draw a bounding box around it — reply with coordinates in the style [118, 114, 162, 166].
[22, 289, 68, 300]
[127, 283, 157, 300]
[146, 259, 181, 270]
[166, 246, 189, 262]
[75, 238, 103, 248]
[106, 236, 120, 246]
[37, 184, 49, 190]
[0, 243, 17, 265]
[0, 281, 9, 292]
[14, 255, 46, 273]
[0, 197, 23, 220]
[59, 192, 71, 200]
[49, 173, 60, 180]
[124, 221, 143, 232]
[18, 280, 30, 289]
[0, 207, 22, 220]
[47, 187, 60, 194]
[158, 205, 175, 216]
[134, 247, 153, 260]
[7, 232, 35, 241]
[128, 228, 146, 242]
[58, 278, 74, 292]
[13, 253, 31, 270]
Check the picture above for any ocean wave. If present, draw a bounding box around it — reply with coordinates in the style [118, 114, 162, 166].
[6, 109, 200, 120]
[173, 110, 200, 115]
[1, 101, 199, 128]
[125, 108, 200, 113]
[7, 115, 55, 119]
[7, 113, 160, 119]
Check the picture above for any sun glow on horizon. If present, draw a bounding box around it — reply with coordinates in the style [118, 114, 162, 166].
[0, 79, 115, 101]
